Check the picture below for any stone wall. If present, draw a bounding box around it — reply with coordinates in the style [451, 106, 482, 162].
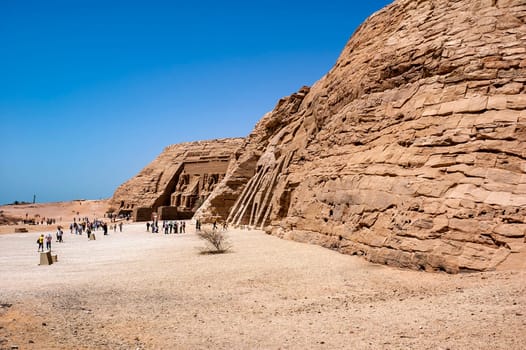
[111, 138, 243, 221]
[197, 0, 526, 272]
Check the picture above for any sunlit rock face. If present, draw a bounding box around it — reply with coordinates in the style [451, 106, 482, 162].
[197, 0, 526, 273]
[111, 138, 243, 221]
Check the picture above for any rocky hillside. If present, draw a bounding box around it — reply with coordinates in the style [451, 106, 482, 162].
[197, 0, 526, 273]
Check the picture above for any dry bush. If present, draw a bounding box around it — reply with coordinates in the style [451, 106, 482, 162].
[197, 229, 231, 254]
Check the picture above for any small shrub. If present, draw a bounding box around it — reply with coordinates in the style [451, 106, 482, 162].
[197, 229, 231, 254]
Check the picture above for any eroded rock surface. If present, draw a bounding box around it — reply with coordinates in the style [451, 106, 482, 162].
[111, 138, 243, 221]
[197, 0, 526, 272]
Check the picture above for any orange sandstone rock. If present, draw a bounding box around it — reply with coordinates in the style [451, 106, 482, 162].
[197, 0, 526, 272]
[111, 138, 243, 221]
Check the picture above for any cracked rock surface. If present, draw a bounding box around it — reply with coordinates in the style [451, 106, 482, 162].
[198, 0, 526, 272]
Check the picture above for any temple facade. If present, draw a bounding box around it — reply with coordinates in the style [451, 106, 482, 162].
[111, 138, 243, 221]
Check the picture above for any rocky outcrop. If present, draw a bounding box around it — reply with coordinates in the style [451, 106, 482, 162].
[111, 138, 243, 221]
[197, 0, 526, 272]
[195, 87, 311, 222]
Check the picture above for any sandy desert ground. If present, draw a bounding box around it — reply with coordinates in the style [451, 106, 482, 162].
[0, 216, 525, 349]
[0, 200, 110, 234]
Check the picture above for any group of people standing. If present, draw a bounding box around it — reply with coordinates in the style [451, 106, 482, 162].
[144, 218, 227, 234]
[37, 232, 53, 252]
[69, 219, 121, 237]
[70, 219, 108, 235]
[146, 220, 186, 234]
[111, 222, 123, 232]
[37, 227, 65, 252]
[37, 219, 124, 252]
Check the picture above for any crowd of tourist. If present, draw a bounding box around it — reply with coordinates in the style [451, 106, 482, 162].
[36, 217, 126, 252]
[146, 220, 186, 234]
[35, 217, 210, 254]
[23, 217, 60, 225]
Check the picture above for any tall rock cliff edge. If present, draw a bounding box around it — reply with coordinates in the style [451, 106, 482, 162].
[197, 0, 526, 272]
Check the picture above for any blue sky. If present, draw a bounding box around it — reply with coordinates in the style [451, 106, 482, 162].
[0, 0, 392, 204]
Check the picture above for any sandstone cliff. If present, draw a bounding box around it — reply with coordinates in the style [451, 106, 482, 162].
[111, 138, 243, 220]
[197, 0, 526, 272]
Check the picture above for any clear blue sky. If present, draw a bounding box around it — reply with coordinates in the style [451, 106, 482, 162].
[0, 0, 392, 205]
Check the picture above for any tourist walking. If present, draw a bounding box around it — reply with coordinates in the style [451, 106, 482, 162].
[56, 227, 63, 243]
[45, 232, 53, 251]
[146, 222, 150, 232]
[37, 234, 44, 252]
